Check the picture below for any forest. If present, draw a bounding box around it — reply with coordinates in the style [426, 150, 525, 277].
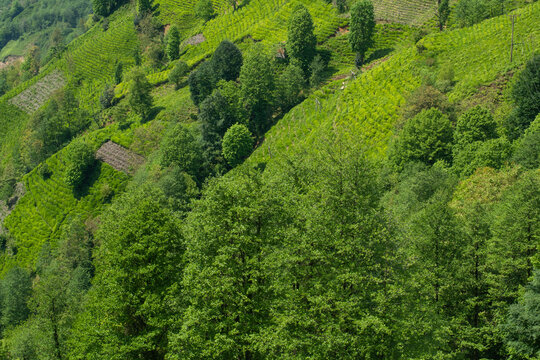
[0, 0, 538, 358]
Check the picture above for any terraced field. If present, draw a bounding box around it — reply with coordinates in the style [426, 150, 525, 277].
[96, 141, 145, 175]
[253, 1, 540, 164]
[9, 71, 65, 114]
[372, 0, 437, 25]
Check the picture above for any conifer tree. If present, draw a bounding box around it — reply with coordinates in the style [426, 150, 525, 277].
[166, 25, 180, 61]
[128, 68, 153, 120]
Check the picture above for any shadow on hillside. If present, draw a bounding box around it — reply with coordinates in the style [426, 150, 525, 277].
[366, 48, 393, 64]
[73, 162, 103, 200]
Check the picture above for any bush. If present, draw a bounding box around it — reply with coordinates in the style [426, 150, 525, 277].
[452, 137, 511, 177]
[310, 55, 326, 88]
[189, 61, 217, 106]
[160, 124, 203, 178]
[513, 114, 540, 169]
[391, 108, 454, 169]
[65, 142, 95, 189]
[38, 162, 52, 179]
[128, 68, 153, 120]
[99, 84, 115, 109]
[402, 85, 453, 120]
[455, 0, 489, 27]
[275, 64, 305, 112]
[195, 0, 214, 21]
[169, 61, 189, 89]
[222, 124, 253, 167]
[114, 61, 123, 84]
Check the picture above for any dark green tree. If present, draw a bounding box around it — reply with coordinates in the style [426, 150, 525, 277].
[349, 0, 375, 67]
[309, 54, 326, 88]
[166, 25, 180, 61]
[275, 63, 305, 112]
[195, 0, 214, 21]
[160, 124, 203, 179]
[239, 45, 275, 137]
[211, 40, 243, 81]
[222, 123, 253, 167]
[513, 114, 540, 169]
[67, 187, 185, 359]
[64, 141, 95, 189]
[453, 106, 497, 152]
[137, 0, 152, 15]
[286, 5, 317, 74]
[501, 270, 540, 358]
[452, 137, 512, 178]
[128, 68, 153, 120]
[168, 60, 189, 89]
[505, 55, 540, 140]
[0, 267, 32, 329]
[438, 0, 450, 30]
[188, 61, 217, 106]
[114, 61, 123, 84]
[390, 108, 454, 170]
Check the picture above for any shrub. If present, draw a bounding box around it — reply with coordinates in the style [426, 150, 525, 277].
[286, 5, 317, 74]
[38, 163, 52, 179]
[114, 61, 123, 84]
[452, 138, 511, 177]
[310, 55, 326, 88]
[336, 0, 347, 13]
[455, 0, 489, 27]
[402, 85, 453, 120]
[196, 0, 214, 21]
[99, 84, 115, 109]
[160, 125, 203, 178]
[391, 108, 454, 169]
[169, 61, 189, 89]
[127, 68, 153, 120]
[65, 142, 95, 189]
[222, 124, 253, 167]
[188, 61, 217, 106]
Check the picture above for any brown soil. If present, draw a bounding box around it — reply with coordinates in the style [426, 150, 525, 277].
[96, 141, 145, 175]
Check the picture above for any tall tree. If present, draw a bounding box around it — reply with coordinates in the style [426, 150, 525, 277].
[0, 267, 32, 330]
[166, 25, 180, 61]
[239, 45, 275, 137]
[349, 0, 375, 68]
[128, 68, 153, 120]
[286, 5, 317, 74]
[438, 0, 450, 30]
[211, 40, 243, 81]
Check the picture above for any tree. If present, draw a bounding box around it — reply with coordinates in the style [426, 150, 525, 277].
[137, 0, 152, 15]
[0, 267, 32, 329]
[99, 84, 115, 109]
[67, 187, 185, 359]
[64, 142, 95, 189]
[452, 137, 512, 177]
[195, 0, 214, 21]
[455, 0, 489, 27]
[505, 55, 540, 140]
[513, 114, 540, 169]
[438, 0, 450, 30]
[239, 45, 275, 137]
[222, 124, 253, 167]
[453, 106, 497, 152]
[336, 0, 347, 13]
[349, 0, 375, 68]
[166, 25, 180, 61]
[160, 124, 203, 178]
[390, 108, 454, 170]
[168, 60, 189, 89]
[309, 54, 326, 88]
[501, 270, 540, 358]
[188, 61, 216, 106]
[128, 68, 153, 120]
[114, 61, 123, 84]
[275, 64, 305, 112]
[286, 5, 317, 74]
[211, 40, 243, 81]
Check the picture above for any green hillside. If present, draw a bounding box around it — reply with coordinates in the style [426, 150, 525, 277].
[0, 0, 538, 358]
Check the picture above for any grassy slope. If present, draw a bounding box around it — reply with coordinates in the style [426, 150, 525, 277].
[253, 2, 540, 165]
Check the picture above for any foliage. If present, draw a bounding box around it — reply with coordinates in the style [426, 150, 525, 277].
[195, 0, 215, 21]
[239, 45, 275, 137]
[453, 106, 497, 151]
[513, 114, 540, 169]
[211, 40, 243, 82]
[349, 0, 375, 67]
[166, 25, 181, 61]
[160, 124, 203, 179]
[505, 55, 540, 140]
[168, 61, 189, 89]
[501, 270, 540, 358]
[286, 5, 317, 74]
[100, 84, 116, 109]
[452, 137, 512, 177]
[188, 61, 217, 106]
[309, 54, 326, 88]
[275, 64, 305, 113]
[64, 142, 95, 189]
[0, 267, 32, 330]
[391, 108, 454, 169]
[128, 68, 154, 120]
[438, 0, 450, 30]
[114, 61, 124, 85]
[92, 0, 125, 17]
[222, 124, 253, 166]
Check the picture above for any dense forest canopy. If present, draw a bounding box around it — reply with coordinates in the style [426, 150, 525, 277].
[0, 0, 538, 358]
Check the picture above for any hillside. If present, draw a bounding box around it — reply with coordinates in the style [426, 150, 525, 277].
[0, 0, 538, 358]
